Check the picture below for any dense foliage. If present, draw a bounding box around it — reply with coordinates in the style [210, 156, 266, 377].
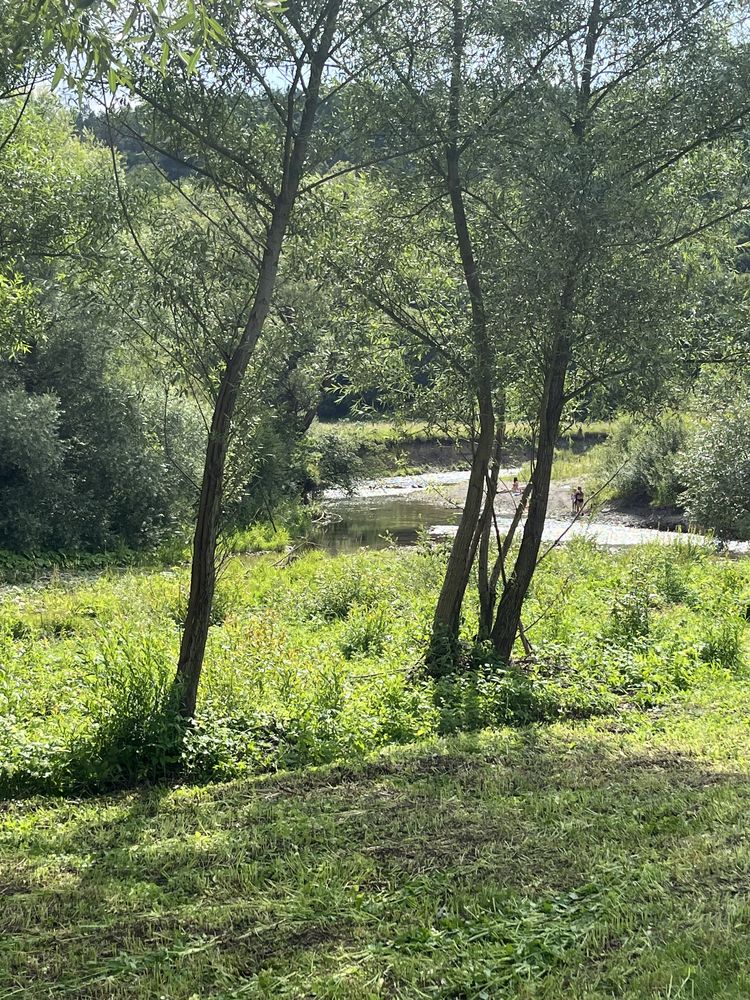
[0, 101, 204, 551]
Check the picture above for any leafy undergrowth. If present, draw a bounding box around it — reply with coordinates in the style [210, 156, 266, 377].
[1, 540, 748, 795]
[0, 513, 305, 586]
[2, 679, 750, 998]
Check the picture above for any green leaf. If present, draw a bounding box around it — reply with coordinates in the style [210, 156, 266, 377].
[51, 63, 66, 91]
[159, 40, 169, 75]
[121, 8, 138, 38]
[170, 11, 195, 32]
[185, 47, 201, 75]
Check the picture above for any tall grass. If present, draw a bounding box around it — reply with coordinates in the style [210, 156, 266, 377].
[0, 540, 746, 796]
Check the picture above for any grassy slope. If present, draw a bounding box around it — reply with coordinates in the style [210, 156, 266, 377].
[3, 543, 747, 795]
[3, 677, 750, 999]
[310, 418, 612, 478]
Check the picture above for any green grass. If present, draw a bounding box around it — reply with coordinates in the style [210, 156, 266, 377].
[311, 418, 613, 478]
[519, 441, 610, 488]
[2, 538, 749, 995]
[309, 417, 457, 446]
[1, 540, 748, 796]
[3, 677, 750, 998]
[311, 418, 614, 449]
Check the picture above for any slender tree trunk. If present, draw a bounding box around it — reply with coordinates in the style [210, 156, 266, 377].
[490, 286, 573, 662]
[429, 393, 494, 664]
[175, 217, 291, 718]
[477, 462, 499, 641]
[427, 0, 497, 671]
[489, 0, 600, 663]
[174, 3, 342, 718]
[479, 470, 533, 642]
[477, 416, 505, 640]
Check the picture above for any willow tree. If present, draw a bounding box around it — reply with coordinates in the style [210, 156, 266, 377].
[332, 0, 558, 665]
[97, 0, 393, 719]
[483, 0, 750, 661]
[341, 0, 750, 668]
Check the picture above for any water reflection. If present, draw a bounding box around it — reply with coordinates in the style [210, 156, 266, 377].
[314, 486, 750, 555]
[313, 496, 463, 554]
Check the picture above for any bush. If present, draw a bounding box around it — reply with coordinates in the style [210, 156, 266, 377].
[679, 406, 750, 539]
[603, 415, 688, 507]
[0, 628, 182, 796]
[308, 430, 364, 494]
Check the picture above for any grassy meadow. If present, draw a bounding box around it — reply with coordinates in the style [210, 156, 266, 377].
[1, 538, 747, 797]
[2, 539, 750, 997]
[3, 677, 750, 998]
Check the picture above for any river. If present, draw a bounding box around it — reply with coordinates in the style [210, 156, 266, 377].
[316, 471, 748, 555]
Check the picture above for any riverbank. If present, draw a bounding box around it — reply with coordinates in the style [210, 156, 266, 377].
[308, 417, 612, 478]
[4, 675, 750, 998]
[318, 469, 740, 554]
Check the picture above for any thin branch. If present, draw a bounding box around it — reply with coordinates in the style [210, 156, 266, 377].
[0, 78, 35, 157]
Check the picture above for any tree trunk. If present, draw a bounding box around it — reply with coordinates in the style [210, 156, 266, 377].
[488, 0, 600, 663]
[429, 393, 494, 667]
[477, 466, 499, 641]
[477, 419, 505, 641]
[174, 2, 342, 719]
[479, 470, 533, 642]
[490, 290, 573, 662]
[174, 225, 288, 718]
[427, 0, 496, 672]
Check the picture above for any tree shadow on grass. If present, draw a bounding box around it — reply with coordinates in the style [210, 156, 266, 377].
[3, 725, 750, 998]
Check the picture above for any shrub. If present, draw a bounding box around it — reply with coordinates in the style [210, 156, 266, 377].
[310, 430, 364, 494]
[339, 603, 390, 658]
[603, 415, 688, 507]
[0, 628, 181, 796]
[678, 406, 750, 539]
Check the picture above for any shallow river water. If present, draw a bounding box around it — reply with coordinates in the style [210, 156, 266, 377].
[316, 471, 748, 555]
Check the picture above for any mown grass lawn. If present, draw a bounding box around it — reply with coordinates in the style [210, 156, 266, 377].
[3, 677, 750, 999]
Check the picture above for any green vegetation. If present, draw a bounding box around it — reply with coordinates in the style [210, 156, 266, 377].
[3, 3, 750, 994]
[519, 441, 610, 490]
[3, 676, 750, 999]
[309, 418, 464, 477]
[2, 541, 747, 797]
[313, 419, 612, 480]
[579, 404, 750, 540]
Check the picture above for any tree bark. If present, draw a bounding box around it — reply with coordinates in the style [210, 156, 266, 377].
[427, 0, 496, 671]
[490, 284, 573, 662]
[477, 419, 505, 641]
[174, 3, 342, 719]
[488, 0, 600, 663]
[174, 224, 287, 718]
[429, 393, 494, 665]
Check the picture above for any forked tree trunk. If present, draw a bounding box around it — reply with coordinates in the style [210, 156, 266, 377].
[174, 3, 342, 719]
[428, 391, 495, 666]
[490, 288, 573, 662]
[427, 0, 497, 672]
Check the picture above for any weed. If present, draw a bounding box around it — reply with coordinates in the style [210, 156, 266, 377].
[0, 543, 747, 796]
